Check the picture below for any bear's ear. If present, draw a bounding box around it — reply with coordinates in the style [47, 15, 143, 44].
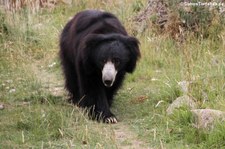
[124, 36, 141, 73]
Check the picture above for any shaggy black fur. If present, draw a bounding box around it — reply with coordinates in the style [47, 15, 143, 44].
[59, 10, 140, 123]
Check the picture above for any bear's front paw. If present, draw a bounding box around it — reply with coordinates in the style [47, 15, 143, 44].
[104, 116, 118, 124]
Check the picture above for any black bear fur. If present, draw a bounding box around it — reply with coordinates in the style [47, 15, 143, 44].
[59, 10, 140, 123]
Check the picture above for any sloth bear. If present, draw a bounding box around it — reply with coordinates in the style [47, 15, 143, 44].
[59, 10, 140, 123]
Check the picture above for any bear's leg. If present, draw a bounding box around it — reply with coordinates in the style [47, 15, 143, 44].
[106, 92, 114, 107]
[62, 61, 79, 103]
[106, 73, 125, 107]
[95, 88, 118, 123]
[78, 88, 117, 123]
[95, 95, 117, 123]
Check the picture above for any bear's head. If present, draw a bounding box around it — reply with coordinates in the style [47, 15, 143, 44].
[82, 34, 140, 87]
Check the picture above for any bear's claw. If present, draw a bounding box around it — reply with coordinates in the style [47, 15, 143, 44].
[105, 117, 118, 124]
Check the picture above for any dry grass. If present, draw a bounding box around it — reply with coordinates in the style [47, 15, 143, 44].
[0, 0, 225, 148]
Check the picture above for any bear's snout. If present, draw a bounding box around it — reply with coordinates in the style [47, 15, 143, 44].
[102, 61, 117, 87]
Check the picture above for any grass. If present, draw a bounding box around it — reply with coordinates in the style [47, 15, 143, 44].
[0, 0, 225, 148]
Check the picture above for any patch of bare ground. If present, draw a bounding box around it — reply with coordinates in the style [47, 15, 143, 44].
[113, 123, 150, 149]
[31, 62, 65, 97]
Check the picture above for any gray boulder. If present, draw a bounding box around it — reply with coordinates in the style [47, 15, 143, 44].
[191, 109, 225, 129]
[167, 95, 197, 115]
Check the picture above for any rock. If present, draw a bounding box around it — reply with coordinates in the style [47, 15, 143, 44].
[0, 104, 4, 110]
[167, 95, 197, 115]
[178, 81, 189, 94]
[191, 109, 225, 129]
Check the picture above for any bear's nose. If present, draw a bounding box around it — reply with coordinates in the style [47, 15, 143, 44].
[104, 80, 113, 87]
[102, 61, 117, 87]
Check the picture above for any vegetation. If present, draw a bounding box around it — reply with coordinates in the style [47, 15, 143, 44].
[0, 0, 224, 148]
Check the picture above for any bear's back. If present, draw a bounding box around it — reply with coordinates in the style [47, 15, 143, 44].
[72, 10, 127, 35]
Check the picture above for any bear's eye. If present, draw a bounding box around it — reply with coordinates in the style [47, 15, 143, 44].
[112, 58, 120, 66]
[101, 59, 107, 64]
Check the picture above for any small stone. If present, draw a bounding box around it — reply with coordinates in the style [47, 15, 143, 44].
[0, 104, 4, 110]
[9, 89, 16, 93]
[191, 109, 225, 129]
[167, 95, 197, 115]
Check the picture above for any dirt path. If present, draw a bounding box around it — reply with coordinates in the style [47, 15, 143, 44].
[113, 123, 150, 149]
[33, 63, 149, 148]
[31, 62, 64, 97]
